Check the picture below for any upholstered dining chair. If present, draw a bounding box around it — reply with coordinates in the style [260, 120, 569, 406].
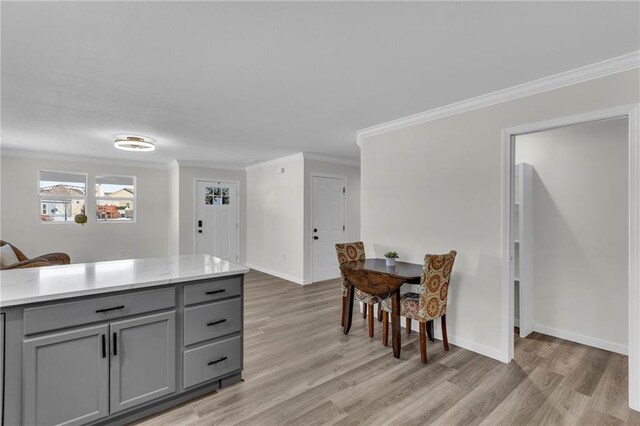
[335, 242, 386, 338]
[381, 250, 457, 363]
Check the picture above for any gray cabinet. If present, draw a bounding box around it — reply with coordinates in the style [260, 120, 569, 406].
[3, 273, 244, 426]
[1, 313, 5, 426]
[184, 298, 242, 346]
[183, 335, 242, 389]
[110, 311, 176, 413]
[23, 312, 177, 425]
[23, 324, 110, 426]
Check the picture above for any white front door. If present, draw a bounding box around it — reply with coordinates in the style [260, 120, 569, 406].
[312, 176, 345, 282]
[196, 181, 238, 262]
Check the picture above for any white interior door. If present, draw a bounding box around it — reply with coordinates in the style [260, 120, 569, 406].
[312, 176, 345, 282]
[196, 181, 238, 262]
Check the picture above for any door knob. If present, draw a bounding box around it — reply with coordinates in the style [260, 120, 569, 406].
[313, 236, 319, 240]
[198, 230, 203, 234]
[314, 228, 317, 233]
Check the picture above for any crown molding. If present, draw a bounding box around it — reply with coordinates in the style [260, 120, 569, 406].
[245, 153, 305, 170]
[0, 149, 169, 170]
[303, 152, 360, 167]
[175, 159, 246, 171]
[0, 149, 358, 172]
[357, 50, 640, 146]
[245, 152, 359, 170]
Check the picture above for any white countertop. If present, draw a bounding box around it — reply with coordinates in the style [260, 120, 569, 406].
[0, 254, 249, 307]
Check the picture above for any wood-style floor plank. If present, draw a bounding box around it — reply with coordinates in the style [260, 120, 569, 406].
[136, 270, 639, 425]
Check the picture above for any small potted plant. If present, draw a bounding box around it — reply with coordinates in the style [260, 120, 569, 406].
[384, 251, 399, 266]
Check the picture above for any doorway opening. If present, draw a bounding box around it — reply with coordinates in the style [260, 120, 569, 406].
[502, 105, 639, 411]
[514, 118, 628, 347]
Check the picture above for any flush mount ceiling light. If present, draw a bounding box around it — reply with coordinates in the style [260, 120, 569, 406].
[113, 136, 155, 152]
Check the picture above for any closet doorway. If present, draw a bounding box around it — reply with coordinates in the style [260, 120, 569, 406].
[501, 105, 640, 411]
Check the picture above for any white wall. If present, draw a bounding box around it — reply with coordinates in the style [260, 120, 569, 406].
[516, 118, 628, 347]
[303, 159, 360, 282]
[360, 69, 639, 359]
[0, 155, 170, 263]
[246, 157, 305, 283]
[168, 161, 180, 256]
[246, 156, 361, 284]
[176, 164, 247, 262]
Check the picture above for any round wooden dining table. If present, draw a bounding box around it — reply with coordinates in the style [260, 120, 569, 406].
[339, 258, 423, 359]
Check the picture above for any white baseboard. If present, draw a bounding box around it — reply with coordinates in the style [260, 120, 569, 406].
[446, 333, 505, 362]
[245, 263, 310, 285]
[514, 318, 520, 327]
[533, 323, 628, 355]
[371, 309, 504, 362]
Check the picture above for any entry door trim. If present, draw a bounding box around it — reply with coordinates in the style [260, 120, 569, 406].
[193, 178, 240, 263]
[310, 173, 347, 283]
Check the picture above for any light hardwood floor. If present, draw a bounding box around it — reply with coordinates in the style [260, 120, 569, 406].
[137, 270, 640, 425]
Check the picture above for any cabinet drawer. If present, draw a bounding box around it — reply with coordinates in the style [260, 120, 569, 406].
[23, 288, 175, 335]
[183, 335, 242, 389]
[184, 299, 242, 346]
[183, 277, 242, 306]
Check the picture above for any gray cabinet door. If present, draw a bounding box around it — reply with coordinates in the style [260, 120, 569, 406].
[109, 311, 176, 413]
[1, 313, 4, 426]
[23, 324, 110, 426]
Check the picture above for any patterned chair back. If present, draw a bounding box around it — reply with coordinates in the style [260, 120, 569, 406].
[335, 242, 366, 295]
[419, 250, 457, 321]
[335, 242, 366, 265]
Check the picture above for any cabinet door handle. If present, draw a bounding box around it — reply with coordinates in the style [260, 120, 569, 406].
[96, 305, 125, 314]
[205, 289, 226, 295]
[206, 319, 227, 327]
[208, 356, 228, 366]
[101, 334, 106, 358]
[113, 332, 118, 356]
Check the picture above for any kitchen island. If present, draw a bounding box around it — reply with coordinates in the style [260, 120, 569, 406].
[0, 254, 249, 426]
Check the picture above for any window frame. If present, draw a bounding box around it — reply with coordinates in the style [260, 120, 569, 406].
[38, 170, 88, 225]
[95, 174, 137, 224]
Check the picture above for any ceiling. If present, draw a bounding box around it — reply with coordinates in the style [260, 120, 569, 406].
[1, 1, 639, 167]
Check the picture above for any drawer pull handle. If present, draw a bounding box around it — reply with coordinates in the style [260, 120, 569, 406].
[208, 356, 228, 366]
[207, 319, 227, 327]
[205, 289, 226, 295]
[96, 305, 125, 314]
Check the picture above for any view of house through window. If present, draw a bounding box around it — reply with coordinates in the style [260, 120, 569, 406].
[95, 175, 136, 221]
[39, 171, 87, 222]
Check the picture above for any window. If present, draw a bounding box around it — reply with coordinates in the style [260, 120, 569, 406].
[39, 171, 87, 223]
[204, 185, 231, 205]
[95, 175, 135, 222]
